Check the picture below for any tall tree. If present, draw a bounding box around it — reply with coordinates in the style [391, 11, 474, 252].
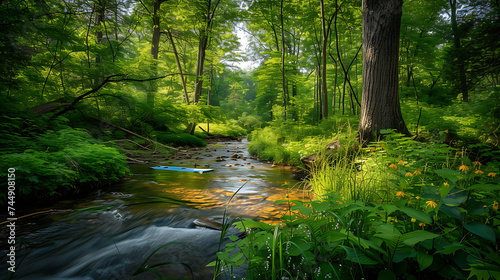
[193, 0, 222, 105]
[358, 0, 410, 143]
[280, 0, 287, 119]
[320, 0, 328, 119]
[148, 0, 169, 108]
[449, 0, 468, 102]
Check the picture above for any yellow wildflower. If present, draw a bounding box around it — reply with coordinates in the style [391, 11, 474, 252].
[389, 164, 398, 169]
[459, 165, 470, 172]
[415, 196, 420, 200]
[474, 170, 484, 175]
[405, 172, 413, 177]
[414, 170, 422, 175]
[493, 201, 499, 211]
[411, 218, 416, 223]
[444, 130, 449, 134]
[426, 200, 438, 208]
[419, 223, 426, 227]
[488, 172, 497, 177]
[473, 161, 482, 167]
[398, 160, 405, 165]
[443, 182, 450, 187]
[396, 191, 406, 197]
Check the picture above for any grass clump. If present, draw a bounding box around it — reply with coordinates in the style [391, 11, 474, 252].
[248, 118, 358, 166]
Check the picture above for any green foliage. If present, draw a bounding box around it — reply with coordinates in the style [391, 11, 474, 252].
[154, 131, 206, 147]
[198, 121, 248, 137]
[217, 131, 500, 279]
[248, 117, 359, 165]
[402, 87, 500, 145]
[0, 128, 129, 204]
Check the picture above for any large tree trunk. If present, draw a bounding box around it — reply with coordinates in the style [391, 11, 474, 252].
[148, 0, 162, 109]
[358, 0, 410, 143]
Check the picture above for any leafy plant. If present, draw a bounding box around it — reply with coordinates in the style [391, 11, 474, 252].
[216, 131, 500, 279]
[0, 128, 129, 205]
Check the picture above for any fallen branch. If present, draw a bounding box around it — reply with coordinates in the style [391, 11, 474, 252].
[126, 157, 147, 163]
[111, 139, 152, 151]
[96, 119, 178, 151]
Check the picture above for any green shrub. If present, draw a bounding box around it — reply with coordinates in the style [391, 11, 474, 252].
[198, 120, 248, 137]
[0, 128, 129, 204]
[248, 120, 357, 165]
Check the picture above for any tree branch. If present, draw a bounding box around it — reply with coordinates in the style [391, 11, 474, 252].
[50, 73, 185, 119]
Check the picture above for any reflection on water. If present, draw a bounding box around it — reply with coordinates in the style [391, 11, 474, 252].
[0, 139, 312, 279]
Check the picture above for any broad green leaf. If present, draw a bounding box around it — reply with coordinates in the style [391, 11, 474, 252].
[433, 169, 464, 183]
[464, 223, 496, 242]
[417, 251, 433, 271]
[435, 242, 466, 255]
[400, 207, 432, 224]
[288, 239, 312, 257]
[340, 246, 378, 265]
[216, 251, 229, 261]
[206, 260, 217, 267]
[393, 249, 416, 263]
[374, 224, 401, 241]
[467, 183, 500, 192]
[402, 230, 440, 247]
[321, 231, 348, 243]
[230, 252, 244, 262]
[378, 270, 397, 280]
[291, 205, 312, 216]
[467, 262, 500, 280]
[382, 204, 399, 215]
[233, 218, 274, 231]
[311, 201, 330, 212]
[439, 183, 455, 199]
[439, 204, 463, 220]
[442, 189, 467, 206]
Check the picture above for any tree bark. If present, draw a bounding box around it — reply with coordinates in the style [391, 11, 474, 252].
[193, 0, 220, 105]
[450, 0, 468, 102]
[320, 0, 328, 119]
[280, 0, 287, 120]
[358, 0, 410, 143]
[167, 28, 190, 104]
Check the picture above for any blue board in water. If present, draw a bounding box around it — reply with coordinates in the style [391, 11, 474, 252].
[151, 166, 214, 174]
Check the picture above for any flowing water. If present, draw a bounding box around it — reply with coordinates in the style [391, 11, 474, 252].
[1, 139, 311, 280]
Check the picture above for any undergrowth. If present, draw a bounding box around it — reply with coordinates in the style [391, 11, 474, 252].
[215, 130, 500, 279]
[0, 116, 130, 205]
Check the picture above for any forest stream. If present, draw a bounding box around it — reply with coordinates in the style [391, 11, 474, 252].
[1, 138, 311, 280]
